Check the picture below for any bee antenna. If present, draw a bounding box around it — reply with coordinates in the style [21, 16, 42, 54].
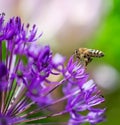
[72, 49, 76, 55]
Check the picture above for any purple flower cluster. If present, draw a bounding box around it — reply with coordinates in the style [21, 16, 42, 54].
[0, 13, 105, 125]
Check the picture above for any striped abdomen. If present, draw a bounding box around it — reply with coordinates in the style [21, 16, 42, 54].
[88, 49, 104, 57]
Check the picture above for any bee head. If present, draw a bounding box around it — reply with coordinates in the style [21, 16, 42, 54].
[74, 49, 81, 59]
[74, 49, 79, 55]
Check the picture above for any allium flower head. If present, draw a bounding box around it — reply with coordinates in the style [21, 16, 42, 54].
[0, 13, 105, 125]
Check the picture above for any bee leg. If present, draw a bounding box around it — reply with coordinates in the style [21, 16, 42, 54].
[88, 57, 93, 63]
[76, 56, 80, 60]
[84, 57, 92, 67]
[84, 58, 89, 67]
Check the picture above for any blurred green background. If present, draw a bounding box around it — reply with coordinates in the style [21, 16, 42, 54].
[87, 0, 120, 124]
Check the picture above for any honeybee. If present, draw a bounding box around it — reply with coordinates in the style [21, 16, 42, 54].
[74, 48, 104, 66]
